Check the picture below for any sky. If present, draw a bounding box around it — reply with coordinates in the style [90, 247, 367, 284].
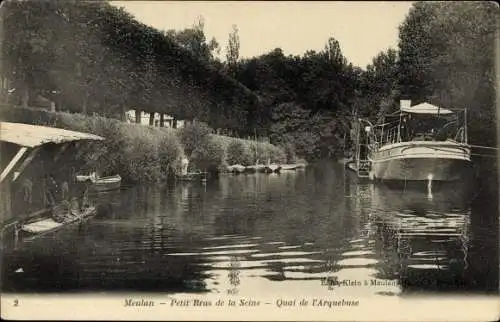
[110, 1, 413, 68]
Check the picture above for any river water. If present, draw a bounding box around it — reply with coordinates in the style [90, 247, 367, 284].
[2, 161, 498, 297]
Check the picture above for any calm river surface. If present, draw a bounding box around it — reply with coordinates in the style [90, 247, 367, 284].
[2, 161, 498, 297]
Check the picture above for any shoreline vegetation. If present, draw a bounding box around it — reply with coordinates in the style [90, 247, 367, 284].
[0, 105, 302, 184]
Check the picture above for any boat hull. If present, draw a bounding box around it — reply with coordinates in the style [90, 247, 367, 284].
[372, 157, 472, 181]
[91, 175, 122, 192]
[371, 142, 472, 181]
[21, 206, 97, 241]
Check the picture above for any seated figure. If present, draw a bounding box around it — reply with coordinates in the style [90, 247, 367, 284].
[435, 121, 458, 141]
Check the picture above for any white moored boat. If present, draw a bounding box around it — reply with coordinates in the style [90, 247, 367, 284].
[362, 100, 472, 182]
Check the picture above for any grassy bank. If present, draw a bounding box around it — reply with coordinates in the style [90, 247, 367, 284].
[0, 105, 289, 183]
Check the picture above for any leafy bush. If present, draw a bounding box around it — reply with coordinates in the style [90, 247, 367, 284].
[119, 126, 159, 182]
[190, 137, 225, 172]
[75, 116, 128, 177]
[207, 134, 285, 166]
[246, 141, 286, 164]
[267, 144, 287, 164]
[247, 141, 262, 164]
[177, 121, 213, 157]
[158, 130, 185, 179]
[226, 140, 252, 166]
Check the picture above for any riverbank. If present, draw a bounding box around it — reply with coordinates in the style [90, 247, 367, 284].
[0, 105, 290, 183]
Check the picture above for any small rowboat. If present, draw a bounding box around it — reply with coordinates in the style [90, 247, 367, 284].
[244, 165, 267, 173]
[280, 163, 307, 171]
[76, 173, 121, 192]
[92, 175, 121, 192]
[227, 164, 246, 174]
[21, 206, 96, 241]
[176, 171, 208, 182]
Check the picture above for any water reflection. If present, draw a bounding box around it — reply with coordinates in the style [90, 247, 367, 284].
[368, 182, 472, 293]
[2, 163, 497, 296]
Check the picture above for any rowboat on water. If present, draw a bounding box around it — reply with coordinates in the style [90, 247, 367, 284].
[21, 205, 96, 241]
[281, 164, 299, 171]
[227, 164, 246, 174]
[92, 174, 122, 192]
[77, 173, 122, 192]
[280, 163, 306, 171]
[176, 171, 208, 182]
[244, 164, 266, 173]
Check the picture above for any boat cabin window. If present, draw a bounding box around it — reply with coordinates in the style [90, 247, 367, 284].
[371, 112, 464, 146]
[403, 115, 459, 142]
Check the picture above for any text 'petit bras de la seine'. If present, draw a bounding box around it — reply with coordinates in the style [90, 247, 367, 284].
[124, 298, 261, 307]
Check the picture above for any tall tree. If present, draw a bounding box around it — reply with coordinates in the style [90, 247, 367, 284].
[226, 24, 240, 76]
[361, 48, 399, 120]
[398, 1, 497, 145]
[324, 37, 347, 68]
[165, 16, 220, 63]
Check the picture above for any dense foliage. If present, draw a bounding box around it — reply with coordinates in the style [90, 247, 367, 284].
[0, 0, 257, 134]
[1, 1, 497, 161]
[397, 2, 497, 146]
[226, 140, 252, 166]
[178, 121, 213, 158]
[232, 45, 356, 160]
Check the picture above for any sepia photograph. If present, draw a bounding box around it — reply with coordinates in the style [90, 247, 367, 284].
[0, 1, 498, 320]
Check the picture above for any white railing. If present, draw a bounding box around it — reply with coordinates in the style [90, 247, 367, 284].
[377, 126, 400, 146]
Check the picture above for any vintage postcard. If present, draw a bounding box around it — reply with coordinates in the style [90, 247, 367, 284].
[0, 1, 498, 321]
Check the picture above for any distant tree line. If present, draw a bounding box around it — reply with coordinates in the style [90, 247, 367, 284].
[1, 1, 496, 159]
[229, 1, 497, 157]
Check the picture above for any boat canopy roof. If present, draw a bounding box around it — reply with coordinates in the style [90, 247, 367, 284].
[0, 122, 104, 148]
[400, 102, 453, 115]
